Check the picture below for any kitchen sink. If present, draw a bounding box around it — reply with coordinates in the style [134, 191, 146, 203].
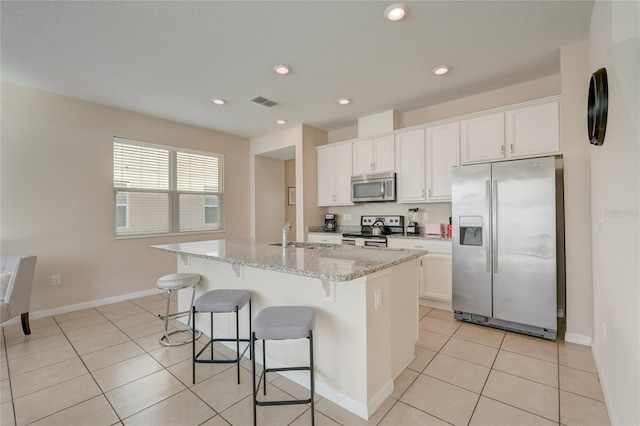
[270, 242, 336, 249]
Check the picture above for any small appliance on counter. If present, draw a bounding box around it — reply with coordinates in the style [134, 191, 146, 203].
[424, 223, 445, 237]
[407, 208, 419, 235]
[324, 214, 337, 232]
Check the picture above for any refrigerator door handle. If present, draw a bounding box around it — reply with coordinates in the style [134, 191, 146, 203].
[486, 180, 492, 273]
[492, 180, 499, 273]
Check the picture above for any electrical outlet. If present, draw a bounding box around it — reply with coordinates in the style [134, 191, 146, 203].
[51, 274, 62, 286]
[423, 212, 429, 221]
[342, 214, 349, 220]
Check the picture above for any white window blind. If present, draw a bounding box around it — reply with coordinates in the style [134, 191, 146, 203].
[113, 137, 224, 238]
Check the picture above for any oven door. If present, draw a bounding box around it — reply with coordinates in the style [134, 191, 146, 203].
[341, 236, 387, 248]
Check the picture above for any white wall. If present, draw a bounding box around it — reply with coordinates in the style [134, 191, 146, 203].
[249, 124, 326, 242]
[588, 2, 640, 425]
[0, 83, 250, 312]
[560, 41, 594, 343]
[254, 156, 285, 242]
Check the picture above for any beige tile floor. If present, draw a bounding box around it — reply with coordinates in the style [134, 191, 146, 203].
[1, 294, 611, 426]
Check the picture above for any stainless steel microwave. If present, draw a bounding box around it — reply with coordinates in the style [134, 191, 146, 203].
[351, 172, 396, 202]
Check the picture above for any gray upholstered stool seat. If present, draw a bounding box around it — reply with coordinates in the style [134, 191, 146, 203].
[252, 306, 315, 426]
[194, 289, 252, 313]
[253, 306, 314, 340]
[192, 289, 252, 385]
[156, 273, 202, 347]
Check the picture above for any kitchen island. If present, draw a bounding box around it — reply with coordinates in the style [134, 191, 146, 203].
[152, 239, 424, 419]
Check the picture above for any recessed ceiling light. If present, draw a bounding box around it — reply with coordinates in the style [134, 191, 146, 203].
[276, 120, 287, 125]
[273, 65, 290, 75]
[211, 98, 226, 105]
[337, 98, 351, 105]
[385, 3, 408, 21]
[432, 66, 449, 75]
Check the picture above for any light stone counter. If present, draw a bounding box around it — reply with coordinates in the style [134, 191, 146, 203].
[151, 238, 425, 282]
[152, 238, 423, 420]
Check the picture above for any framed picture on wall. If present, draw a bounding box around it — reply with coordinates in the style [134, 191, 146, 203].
[288, 187, 296, 206]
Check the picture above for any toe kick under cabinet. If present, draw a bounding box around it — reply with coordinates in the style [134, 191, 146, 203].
[387, 238, 453, 311]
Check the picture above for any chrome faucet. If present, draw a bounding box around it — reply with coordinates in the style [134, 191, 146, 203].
[282, 222, 292, 247]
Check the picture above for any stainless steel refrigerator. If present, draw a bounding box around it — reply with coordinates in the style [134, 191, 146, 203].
[452, 156, 563, 340]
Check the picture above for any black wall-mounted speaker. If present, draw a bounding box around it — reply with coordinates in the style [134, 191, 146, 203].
[588, 67, 608, 146]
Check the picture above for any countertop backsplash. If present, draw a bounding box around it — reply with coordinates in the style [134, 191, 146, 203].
[327, 202, 452, 228]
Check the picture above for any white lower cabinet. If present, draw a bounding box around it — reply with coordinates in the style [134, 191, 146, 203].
[307, 233, 343, 244]
[420, 253, 452, 302]
[387, 238, 452, 310]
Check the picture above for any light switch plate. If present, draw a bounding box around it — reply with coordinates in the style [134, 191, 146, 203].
[423, 212, 429, 221]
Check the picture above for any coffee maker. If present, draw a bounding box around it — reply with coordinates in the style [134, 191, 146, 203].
[324, 214, 337, 232]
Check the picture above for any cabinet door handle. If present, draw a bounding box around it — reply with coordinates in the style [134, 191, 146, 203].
[428, 188, 432, 197]
[510, 144, 513, 153]
[501, 145, 504, 154]
[422, 189, 425, 198]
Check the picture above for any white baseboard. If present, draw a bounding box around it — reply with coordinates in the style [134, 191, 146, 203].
[564, 332, 592, 346]
[1, 288, 165, 326]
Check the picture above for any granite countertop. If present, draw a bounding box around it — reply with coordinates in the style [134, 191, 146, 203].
[152, 239, 425, 282]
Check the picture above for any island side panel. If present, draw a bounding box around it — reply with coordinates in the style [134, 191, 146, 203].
[389, 258, 420, 378]
[177, 255, 372, 411]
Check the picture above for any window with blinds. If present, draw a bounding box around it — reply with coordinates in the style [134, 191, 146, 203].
[113, 137, 224, 238]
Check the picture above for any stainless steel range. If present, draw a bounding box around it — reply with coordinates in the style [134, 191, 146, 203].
[341, 215, 404, 248]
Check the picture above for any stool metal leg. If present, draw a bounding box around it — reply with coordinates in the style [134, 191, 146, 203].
[252, 331, 257, 426]
[192, 305, 196, 384]
[193, 299, 252, 385]
[309, 330, 315, 425]
[252, 330, 315, 426]
[160, 285, 201, 347]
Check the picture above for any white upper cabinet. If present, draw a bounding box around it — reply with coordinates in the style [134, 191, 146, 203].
[426, 122, 459, 201]
[395, 129, 426, 203]
[460, 112, 505, 164]
[352, 134, 395, 175]
[506, 100, 560, 158]
[461, 98, 561, 165]
[317, 143, 353, 206]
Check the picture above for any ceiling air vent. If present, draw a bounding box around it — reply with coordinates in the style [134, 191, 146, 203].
[250, 96, 278, 108]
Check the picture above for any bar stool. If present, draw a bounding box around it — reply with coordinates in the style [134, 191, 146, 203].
[192, 289, 252, 385]
[156, 273, 202, 346]
[251, 306, 315, 426]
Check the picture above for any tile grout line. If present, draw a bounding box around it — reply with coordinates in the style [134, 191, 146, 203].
[464, 328, 506, 425]
[51, 311, 126, 426]
[104, 296, 229, 425]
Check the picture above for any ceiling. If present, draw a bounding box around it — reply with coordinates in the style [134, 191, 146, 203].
[1, 1, 593, 139]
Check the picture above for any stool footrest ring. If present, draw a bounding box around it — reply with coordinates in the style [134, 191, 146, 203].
[256, 399, 312, 407]
[160, 329, 201, 347]
[195, 338, 251, 363]
[158, 310, 190, 321]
